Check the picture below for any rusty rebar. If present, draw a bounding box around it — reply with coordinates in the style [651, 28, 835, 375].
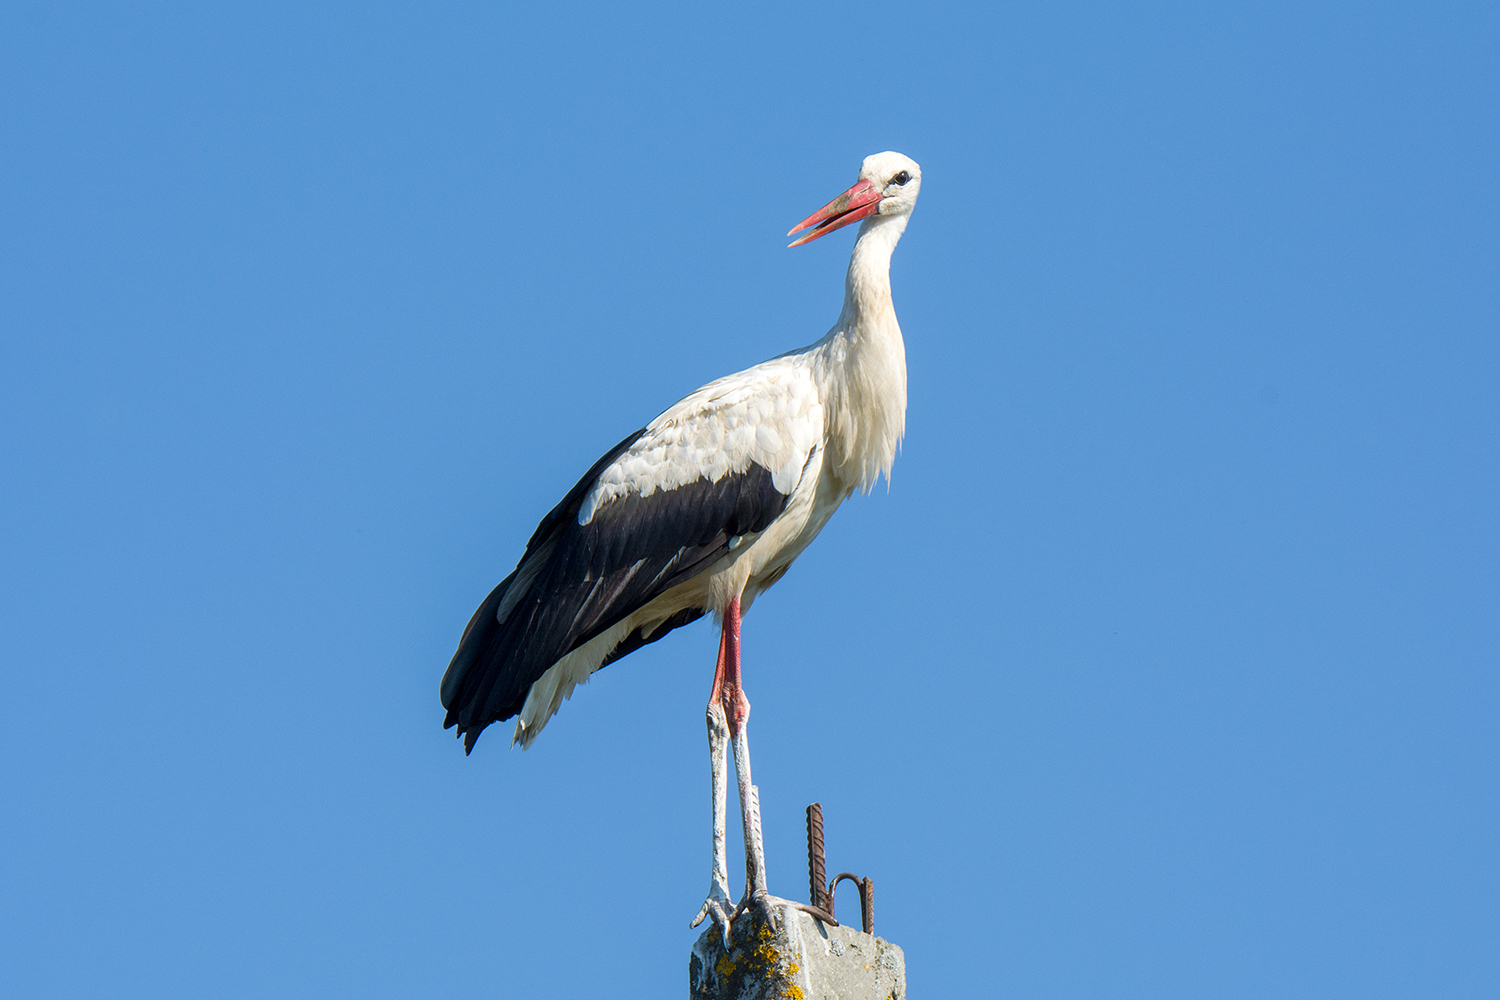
[861, 876, 874, 934]
[806, 803, 827, 911]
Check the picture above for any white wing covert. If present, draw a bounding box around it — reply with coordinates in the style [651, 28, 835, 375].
[577, 358, 825, 525]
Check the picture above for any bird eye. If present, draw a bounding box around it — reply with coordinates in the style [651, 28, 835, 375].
[892, 170, 911, 186]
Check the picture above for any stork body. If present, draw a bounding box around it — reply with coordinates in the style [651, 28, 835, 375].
[441, 152, 923, 936]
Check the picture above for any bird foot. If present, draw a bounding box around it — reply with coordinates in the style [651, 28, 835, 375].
[731, 889, 778, 934]
[693, 888, 782, 947]
[690, 884, 735, 948]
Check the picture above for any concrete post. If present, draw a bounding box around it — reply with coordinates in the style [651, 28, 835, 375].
[689, 897, 906, 1000]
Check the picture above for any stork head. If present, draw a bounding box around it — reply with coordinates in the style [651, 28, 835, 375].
[787, 151, 922, 247]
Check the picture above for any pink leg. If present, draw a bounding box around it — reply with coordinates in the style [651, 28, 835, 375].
[720, 597, 774, 928]
[720, 596, 750, 737]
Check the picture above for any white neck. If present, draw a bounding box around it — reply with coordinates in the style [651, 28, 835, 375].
[839, 213, 907, 328]
[812, 213, 910, 492]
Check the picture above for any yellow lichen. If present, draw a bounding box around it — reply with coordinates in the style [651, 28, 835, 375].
[778, 960, 805, 1000]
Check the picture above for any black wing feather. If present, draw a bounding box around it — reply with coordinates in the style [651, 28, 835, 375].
[441, 431, 789, 752]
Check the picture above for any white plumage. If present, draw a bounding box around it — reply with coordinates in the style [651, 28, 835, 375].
[578, 361, 824, 524]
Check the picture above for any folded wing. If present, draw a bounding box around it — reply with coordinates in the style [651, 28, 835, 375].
[441, 361, 823, 751]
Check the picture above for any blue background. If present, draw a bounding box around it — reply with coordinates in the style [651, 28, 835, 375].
[2, 3, 1496, 996]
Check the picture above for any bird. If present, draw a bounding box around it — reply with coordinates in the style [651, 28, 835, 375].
[440, 151, 922, 940]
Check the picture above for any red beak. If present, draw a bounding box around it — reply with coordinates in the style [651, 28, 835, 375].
[786, 178, 883, 247]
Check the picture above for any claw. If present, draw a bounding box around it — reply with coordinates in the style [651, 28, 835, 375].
[755, 893, 778, 930]
[732, 890, 778, 934]
[691, 884, 735, 949]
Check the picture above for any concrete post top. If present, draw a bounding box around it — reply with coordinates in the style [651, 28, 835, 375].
[690, 896, 906, 1000]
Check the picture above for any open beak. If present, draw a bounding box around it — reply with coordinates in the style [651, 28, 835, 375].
[786, 178, 882, 247]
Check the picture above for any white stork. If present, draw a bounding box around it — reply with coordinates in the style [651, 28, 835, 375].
[441, 151, 923, 938]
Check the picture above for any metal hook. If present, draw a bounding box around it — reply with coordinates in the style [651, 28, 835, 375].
[828, 873, 875, 935]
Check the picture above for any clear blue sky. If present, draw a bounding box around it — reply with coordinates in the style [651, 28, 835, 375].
[2, 3, 1495, 997]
